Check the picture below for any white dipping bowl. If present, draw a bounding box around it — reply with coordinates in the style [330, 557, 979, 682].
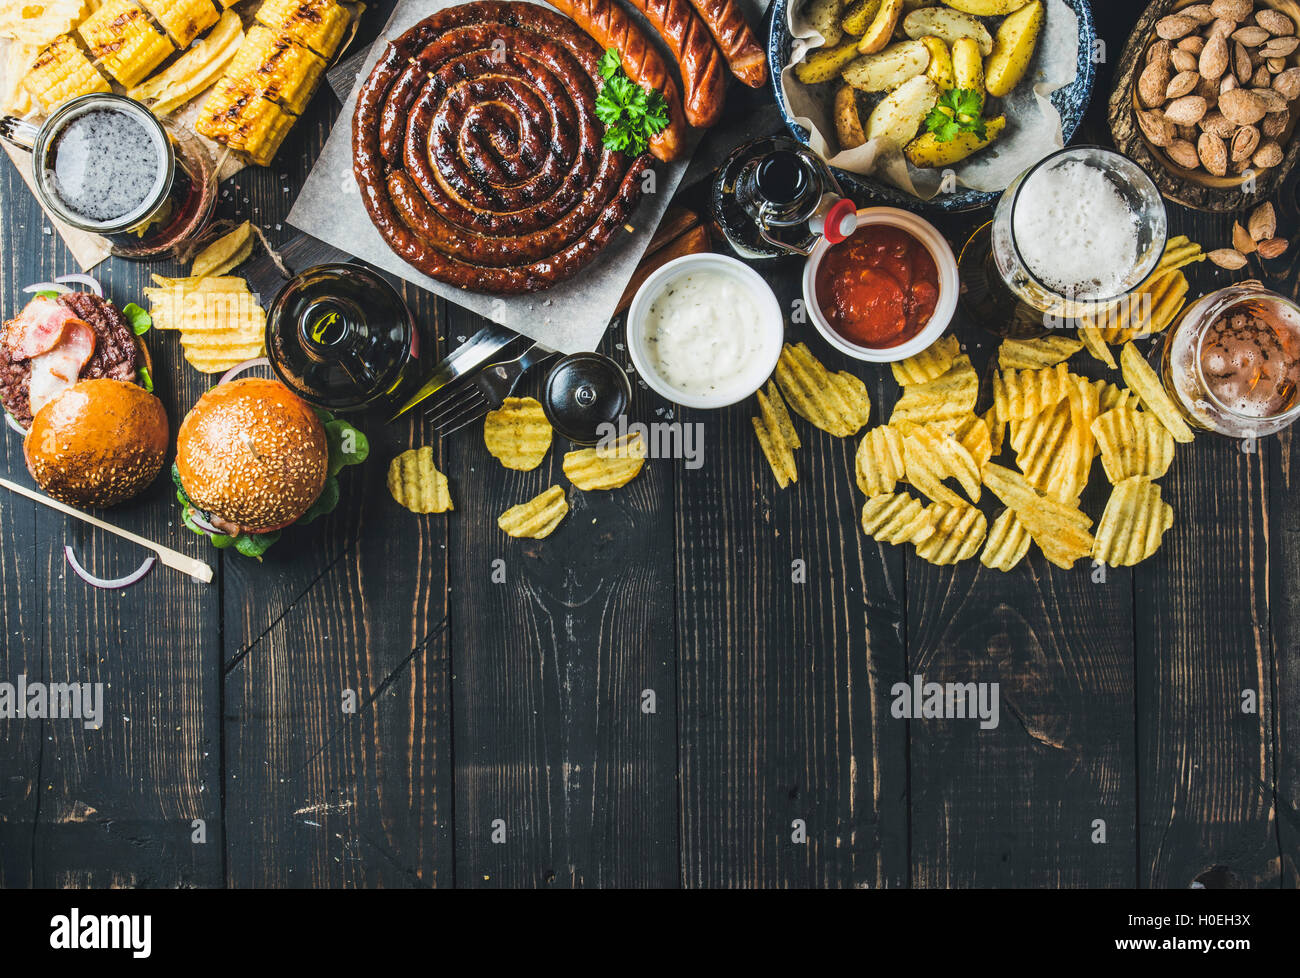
[803, 207, 959, 363]
[627, 253, 784, 410]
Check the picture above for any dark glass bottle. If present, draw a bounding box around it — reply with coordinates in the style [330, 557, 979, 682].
[266, 263, 424, 412]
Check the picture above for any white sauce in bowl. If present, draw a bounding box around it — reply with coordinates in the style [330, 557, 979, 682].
[642, 269, 769, 398]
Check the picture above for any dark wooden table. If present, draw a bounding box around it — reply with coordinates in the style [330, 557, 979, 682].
[0, 2, 1296, 889]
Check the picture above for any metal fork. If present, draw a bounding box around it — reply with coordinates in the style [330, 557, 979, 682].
[426, 341, 556, 436]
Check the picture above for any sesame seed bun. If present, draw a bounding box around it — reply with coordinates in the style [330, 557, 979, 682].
[176, 378, 328, 534]
[23, 378, 169, 508]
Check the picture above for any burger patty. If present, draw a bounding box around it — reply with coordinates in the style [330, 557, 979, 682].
[0, 292, 139, 427]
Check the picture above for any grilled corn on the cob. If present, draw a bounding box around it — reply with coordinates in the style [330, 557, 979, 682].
[135, 0, 220, 49]
[77, 0, 175, 87]
[21, 34, 111, 111]
[195, 76, 294, 165]
[254, 0, 348, 59]
[225, 25, 324, 115]
[128, 7, 243, 116]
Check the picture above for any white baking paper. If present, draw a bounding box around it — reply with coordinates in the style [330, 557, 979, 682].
[288, 0, 698, 354]
[780, 0, 1080, 199]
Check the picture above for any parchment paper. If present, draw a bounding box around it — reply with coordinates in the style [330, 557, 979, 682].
[288, 0, 696, 355]
[780, 0, 1079, 199]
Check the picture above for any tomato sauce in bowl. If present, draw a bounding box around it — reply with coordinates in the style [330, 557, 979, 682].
[814, 225, 940, 349]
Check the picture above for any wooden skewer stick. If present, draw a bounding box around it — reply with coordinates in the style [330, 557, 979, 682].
[0, 478, 214, 584]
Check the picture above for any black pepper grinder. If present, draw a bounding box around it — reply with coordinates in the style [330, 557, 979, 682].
[542, 353, 633, 445]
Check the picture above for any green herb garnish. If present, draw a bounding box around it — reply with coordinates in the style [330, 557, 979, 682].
[595, 47, 669, 156]
[123, 302, 152, 335]
[925, 89, 987, 143]
[34, 290, 59, 300]
[138, 365, 153, 393]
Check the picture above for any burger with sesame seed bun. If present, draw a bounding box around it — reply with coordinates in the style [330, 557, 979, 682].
[173, 378, 368, 558]
[23, 378, 169, 508]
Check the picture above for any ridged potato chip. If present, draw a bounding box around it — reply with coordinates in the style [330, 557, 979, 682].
[753, 381, 800, 489]
[484, 396, 552, 471]
[1093, 477, 1173, 567]
[191, 220, 253, 279]
[890, 354, 978, 429]
[498, 485, 568, 539]
[1095, 380, 1132, 415]
[855, 424, 906, 496]
[1091, 407, 1175, 483]
[953, 413, 993, 470]
[1119, 341, 1194, 444]
[774, 343, 871, 437]
[904, 424, 981, 505]
[984, 406, 1005, 457]
[1078, 324, 1116, 369]
[563, 433, 646, 490]
[1011, 399, 1072, 490]
[915, 502, 987, 566]
[387, 446, 453, 514]
[982, 463, 1094, 569]
[891, 334, 959, 385]
[991, 363, 1071, 422]
[861, 492, 936, 546]
[980, 509, 1032, 571]
[997, 335, 1083, 370]
[143, 274, 266, 373]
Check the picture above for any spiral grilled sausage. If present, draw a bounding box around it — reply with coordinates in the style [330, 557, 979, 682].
[543, 0, 688, 159]
[353, 2, 652, 293]
[686, 0, 767, 87]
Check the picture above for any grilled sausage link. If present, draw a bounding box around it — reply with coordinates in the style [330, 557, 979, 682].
[686, 0, 767, 87]
[618, 0, 728, 127]
[352, 1, 650, 293]
[543, 0, 688, 159]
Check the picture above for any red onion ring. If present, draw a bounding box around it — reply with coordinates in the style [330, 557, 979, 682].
[218, 357, 271, 386]
[64, 545, 156, 590]
[22, 282, 70, 295]
[5, 412, 28, 437]
[187, 509, 223, 535]
[53, 273, 103, 297]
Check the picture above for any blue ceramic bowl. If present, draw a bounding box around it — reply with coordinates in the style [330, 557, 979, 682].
[768, 0, 1097, 212]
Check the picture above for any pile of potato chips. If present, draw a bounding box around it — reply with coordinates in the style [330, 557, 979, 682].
[143, 272, 267, 373]
[387, 395, 647, 539]
[752, 238, 1206, 572]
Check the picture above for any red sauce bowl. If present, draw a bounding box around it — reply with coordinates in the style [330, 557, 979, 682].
[803, 208, 958, 363]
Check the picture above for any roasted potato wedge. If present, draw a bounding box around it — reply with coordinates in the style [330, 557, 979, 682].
[984, 0, 1043, 97]
[805, 0, 844, 46]
[939, 0, 1027, 13]
[842, 38, 929, 92]
[857, 0, 903, 54]
[920, 35, 954, 90]
[841, 0, 882, 35]
[866, 73, 940, 148]
[950, 35, 985, 111]
[905, 113, 1005, 167]
[903, 7, 993, 56]
[795, 35, 863, 83]
[834, 83, 867, 149]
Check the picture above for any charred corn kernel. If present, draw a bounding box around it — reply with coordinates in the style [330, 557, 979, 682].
[226, 25, 324, 115]
[21, 34, 110, 111]
[136, 0, 220, 48]
[254, 0, 348, 59]
[77, 0, 175, 87]
[195, 76, 294, 165]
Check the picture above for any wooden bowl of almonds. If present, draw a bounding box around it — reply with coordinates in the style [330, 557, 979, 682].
[1110, 0, 1300, 211]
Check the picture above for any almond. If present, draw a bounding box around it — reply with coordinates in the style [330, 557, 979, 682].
[1182, 2, 1216, 23]
[1231, 123, 1260, 160]
[1255, 9, 1296, 36]
[1172, 47, 1199, 72]
[1211, 17, 1238, 38]
[1251, 86, 1291, 113]
[1275, 67, 1300, 99]
[1248, 202, 1277, 242]
[1137, 107, 1175, 147]
[1177, 123, 1202, 142]
[1139, 61, 1171, 107]
[1196, 74, 1222, 108]
[1253, 140, 1284, 167]
[1201, 109, 1239, 137]
[1208, 248, 1249, 269]
[1198, 131, 1230, 175]
[1222, 73, 1240, 93]
[1210, 0, 1251, 19]
[1262, 110, 1290, 138]
[1234, 40, 1254, 82]
[1168, 69, 1201, 98]
[1231, 154, 1252, 173]
[1157, 14, 1200, 39]
[1219, 87, 1268, 124]
[1267, 56, 1288, 73]
[1233, 26, 1271, 46]
[1233, 221, 1257, 254]
[1165, 93, 1209, 125]
[1165, 138, 1201, 169]
[1263, 36, 1300, 57]
[1257, 237, 1289, 259]
[1178, 35, 1207, 55]
[1252, 64, 1274, 87]
[1200, 32, 1231, 79]
[1148, 37, 1172, 66]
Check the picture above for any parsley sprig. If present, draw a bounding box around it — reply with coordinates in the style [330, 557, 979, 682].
[595, 47, 669, 156]
[924, 89, 987, 143]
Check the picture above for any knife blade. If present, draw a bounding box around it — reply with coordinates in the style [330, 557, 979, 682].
[389, 322, 520, 421]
